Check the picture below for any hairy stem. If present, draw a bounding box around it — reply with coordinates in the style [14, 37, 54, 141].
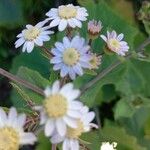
[0, 68, 44, 96]
[41, 46, 53, 58]
[81, 36, 150, 94]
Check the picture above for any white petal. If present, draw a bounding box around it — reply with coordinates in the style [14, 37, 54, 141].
[22, 42, 27, 52]
[8, 107, 17, 125]
[55, 42, 65, 52]
[26, 24, 33, 29]
[0, 108, 7, 126]
[53, 63, 63, 71]
[70, 139, 79, 150]
[68, 90, 80, 100]
[56, 119, 66, 136]
[52, 80, 60, 94]
[60, 65, 69, 77]
[117, 33, 124, 41]
[39, 35, 50, 41]
[63, 37, 71, 49]
[20, 133, 37, 145]
[83, 112, 95, 124]
[35, 20, 47, 28]
[51, 134, 64, 144]
[50, 18, 61, 27]
[73, 64, 83, 76]
[17, 33, 23, 38]
[51, 57, 62, 64]
[63, 139, 70, 150]
[72, 19, 82, 28]
[40, 111, 47, 125]
[100, 35, 107, 42]
[69, 101, 83, 110]
[34, 38, 43, 46]
[68, 19, 76, 28]
[44, 87, 51, 97]
[17, 114, 26, 127]
[45, 120, 55, 137]
[60, 83, 73, 95]
[26, 42, 34, 53]
[15, 38, 25, 48]
[67, 110, 81, 119]
[63, 116, 77, 128]
[58, 19, 68, 31]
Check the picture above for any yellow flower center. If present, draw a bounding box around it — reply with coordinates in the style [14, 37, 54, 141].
[24, 27, 40, 41]
[63, 48, 80, 66]
[0, 127, 19, 150]
[44, 94, 68, 118]
[90, 54, 100, 69]
[58, 6, 77, 19]
[108, 39, 120, 51]
[67, 120, 84, 139]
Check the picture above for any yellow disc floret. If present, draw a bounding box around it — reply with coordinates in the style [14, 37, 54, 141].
[67, 120, 84, 139]
[58, 6, 77, 19]
[0, 127, 19, 150]
[24, 27, 40, 41]
[44, 94, 68, 118]
[63, 48, 80, 66]
[108, 39, 120, 51]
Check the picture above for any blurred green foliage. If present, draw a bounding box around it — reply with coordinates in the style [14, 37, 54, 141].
[0, 0, 150, 150]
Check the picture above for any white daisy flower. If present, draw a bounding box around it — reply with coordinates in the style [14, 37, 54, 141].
[50, 36, 91, 80]
[0, 107, 36, 150]
[100, 142, 117, 150]
[46, 4, 88, 31]
[15, 20, 54, 53]
[34, 81, 83, 137]
[100, 30, 129, 56]
[50, 106, 95, 150]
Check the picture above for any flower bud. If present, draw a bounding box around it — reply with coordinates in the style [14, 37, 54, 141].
[88, 20, 102, 39]
[89, 53, 102, 70]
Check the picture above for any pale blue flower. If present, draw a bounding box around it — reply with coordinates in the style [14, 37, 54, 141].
[50, 36, 91, 80]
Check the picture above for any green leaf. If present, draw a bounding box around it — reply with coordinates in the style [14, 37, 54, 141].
[114, 98, 135, 119]
[10, 48, 50, 78]
[36, 132, 51, 150]
[10, 67, 50, 109]
[100, 122, 146, 150]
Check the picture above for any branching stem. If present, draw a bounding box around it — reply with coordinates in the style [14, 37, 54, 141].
[81, 36, 150, 95]
[0, 68, 44, 96]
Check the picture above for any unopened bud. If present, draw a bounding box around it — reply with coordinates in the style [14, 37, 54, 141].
[88, 20, 102, 39]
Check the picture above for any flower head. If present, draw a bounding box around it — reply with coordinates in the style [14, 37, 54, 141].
[46, 4, 88, 31]
[50, 106, 95, 150]
[100, 30, 129, 56]
[15, 20, 54, 53]
[100, 142, 117, 150]
[0, 107, 36, 150]
[34, 81, 83, 137]
[88, 20, 102, 39]
[90, 53, 102, 69]
[51, 36, 91, 80]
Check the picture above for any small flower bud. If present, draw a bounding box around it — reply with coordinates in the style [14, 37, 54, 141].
[89, 53, 102, 70]
[88, 20, 102, 39]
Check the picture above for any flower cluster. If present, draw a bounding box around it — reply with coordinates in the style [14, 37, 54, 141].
[35, 81, 96, 150]
[15, 3, 129, 80]
[12, 2, 130, 150]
